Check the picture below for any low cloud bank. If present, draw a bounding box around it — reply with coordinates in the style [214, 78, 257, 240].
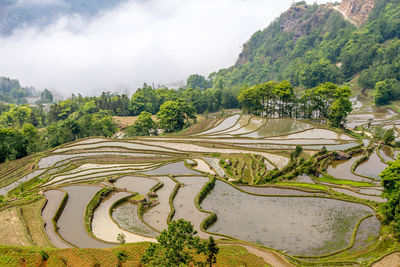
[0, 0, 335, 96]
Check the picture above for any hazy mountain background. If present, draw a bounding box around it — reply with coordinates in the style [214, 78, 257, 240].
[0, 0, 335, 96]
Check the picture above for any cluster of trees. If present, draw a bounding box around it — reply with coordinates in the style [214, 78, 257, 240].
[124, 100, 196, 137]
[0, 101, 117, 163]
[208, 0, 400, 106]
[381, 158, 400, 237]
[0, 77, 36, 104]
[238, 81, 352, 127]
[141, 219, 219, 266]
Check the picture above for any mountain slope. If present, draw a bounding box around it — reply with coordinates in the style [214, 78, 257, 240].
[211, 0, 400, 96]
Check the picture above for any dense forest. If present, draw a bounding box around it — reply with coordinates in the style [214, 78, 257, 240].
[208, 0, 400, 106]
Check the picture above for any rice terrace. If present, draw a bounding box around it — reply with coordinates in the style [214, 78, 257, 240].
[1, 109, 400, 266]
[2, 0, 400, 266]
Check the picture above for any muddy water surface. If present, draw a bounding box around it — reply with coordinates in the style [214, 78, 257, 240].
[355, 152, 387, 179]
[143, 177, 176, 231]
[326, 156, 369, 182]
[202, 181, 375, 256]
[42, 190, 72, 248]
[141, 161, 201, 176]
[174, 177, 209, 238]
[57, 186, 111, 248]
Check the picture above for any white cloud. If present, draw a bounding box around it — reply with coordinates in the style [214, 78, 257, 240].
[0, 0, 336, 96]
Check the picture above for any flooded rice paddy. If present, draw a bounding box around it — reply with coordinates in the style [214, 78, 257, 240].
[42, 190, 72, 248]
[112, 202, 158, 238]
[326, 155, 370, 182]
[57, 186, 111, 248]
[355, 152, 387, 179]
[173, 177, 209, 238]
[92, 192, 155, 243]
[142, 177, 176, 231]
[202, 181, 375, 255]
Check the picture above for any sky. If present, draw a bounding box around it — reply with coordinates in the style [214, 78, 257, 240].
[0, 0, 336, 96]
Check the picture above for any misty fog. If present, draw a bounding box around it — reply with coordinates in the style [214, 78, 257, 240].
[0, 0, 336, 96]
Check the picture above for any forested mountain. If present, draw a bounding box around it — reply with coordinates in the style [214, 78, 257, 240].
[210, 0, 400, 105]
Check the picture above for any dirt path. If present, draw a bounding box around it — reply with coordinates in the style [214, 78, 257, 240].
[223, 244, 294, 267]
[372, 252, 400, 267]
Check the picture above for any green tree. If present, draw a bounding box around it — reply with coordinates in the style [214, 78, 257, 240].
[384, 129, 396, 145]
[141, 219, 218, 266]
[328, 86, 352, 127]
[380, 158, 400, 237]
[186, 74, 212, 90]
[39, 89, 53, 103]
[125, 111, 157, 137]
[206, 236, 219, 267]
[374, 80, 392, 106]
[157, 101, 196, 133]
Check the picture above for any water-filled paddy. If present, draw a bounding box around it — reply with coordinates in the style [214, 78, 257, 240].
[197, 114, 241, 135]
[42, 190, 72, 248]
[0, 169, 45, 195]
[355, 152, 387, 179]
[173, 177, 209, 238]
[92, 192, 155, 243]
[202, 181, 375, 255]
[54, 142, 177, 153]
[112, 202, 158, 237]
[226, 117, 267, 135]
[269, 129, 353, 141]
[114, 176, 158, 195]
[380, 146, 393, 163]
[333, 188, 385, 203]
[217, 115, 252, 134]
[326, 155, 369, 182]
[241, 119, 313, 138]
[350, 216, 381, 252]
[238, 186, 322, 196]
[141, 161, 201, 176]
[143, 177, 176, 231]
[57, 186, 111, 248]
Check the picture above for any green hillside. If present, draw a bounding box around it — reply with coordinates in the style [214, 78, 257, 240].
[210, 0, 400, 105]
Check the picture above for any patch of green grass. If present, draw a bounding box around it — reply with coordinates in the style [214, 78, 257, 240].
[276, 182, 327, 191]
[318, 175, 373, 187]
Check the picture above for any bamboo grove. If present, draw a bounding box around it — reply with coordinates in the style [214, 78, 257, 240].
[238, 81, 353, 127]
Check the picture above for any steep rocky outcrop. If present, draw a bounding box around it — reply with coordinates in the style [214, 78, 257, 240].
[336, 0, 375, 26]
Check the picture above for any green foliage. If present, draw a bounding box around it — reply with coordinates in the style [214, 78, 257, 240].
[115, 251, 128, 262]
[37, 89, 53, 104]
[141, 219, 218, 266]
[197, 177, 216, 205]
[124, 111, 157, 137]
[186, 74, 212, 90]
[117, 233, 126, 245]
[157, 101, 196, 133]
[238, 81, 352, 124]
[0, 77, 36, 104]
[206, 237, 219, 267]
[384, 129, 396, 145]
[380, 158, 400, 237]
[211, 1, 400, 107]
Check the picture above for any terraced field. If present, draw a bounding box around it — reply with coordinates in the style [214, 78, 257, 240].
[0, 114, 399, 266]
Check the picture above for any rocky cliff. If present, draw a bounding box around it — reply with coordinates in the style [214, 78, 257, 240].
[337, 0, 375, 26]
